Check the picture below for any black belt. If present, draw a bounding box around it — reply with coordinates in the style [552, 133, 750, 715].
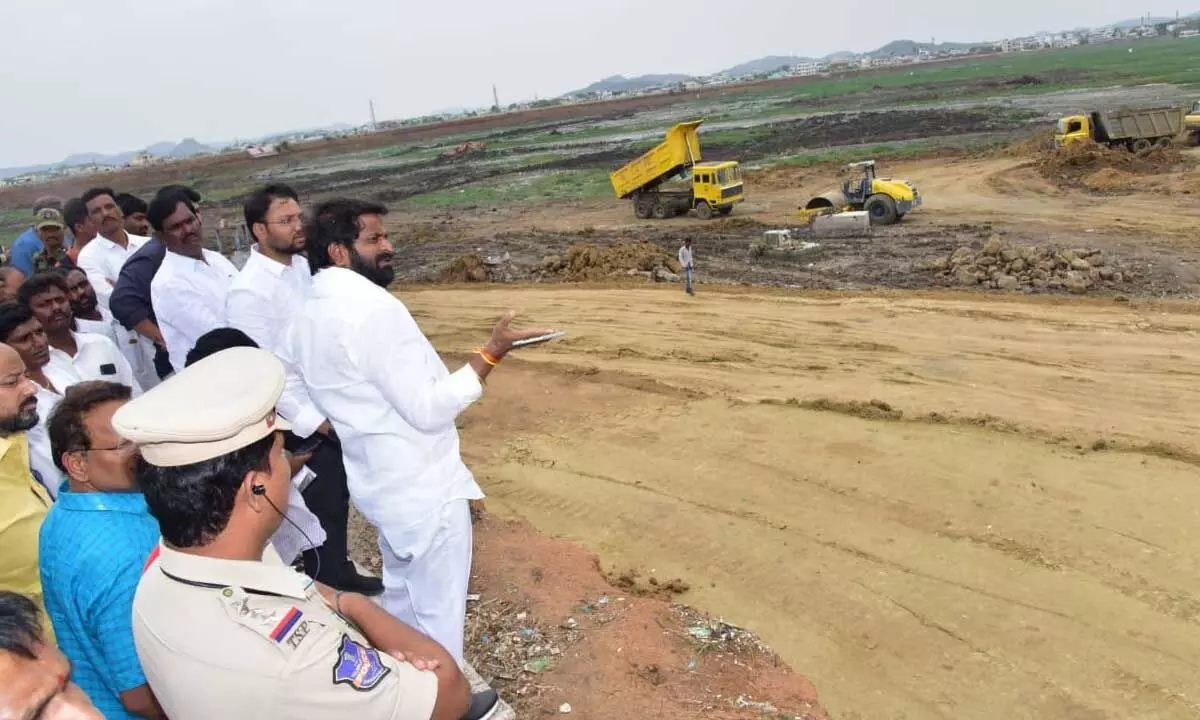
[159, 567, 284, 597]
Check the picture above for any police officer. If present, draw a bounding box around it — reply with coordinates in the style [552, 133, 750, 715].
[114, 347, 485, 719]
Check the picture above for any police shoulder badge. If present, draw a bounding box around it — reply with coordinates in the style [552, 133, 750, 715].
[332, 634, 391, 691]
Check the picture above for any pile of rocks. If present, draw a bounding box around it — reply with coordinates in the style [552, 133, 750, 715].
[932, 236, 1129, 293]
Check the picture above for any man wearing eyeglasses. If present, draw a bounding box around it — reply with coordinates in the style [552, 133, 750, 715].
[226, 184, 382, 596]
[38, 381, 165, 719]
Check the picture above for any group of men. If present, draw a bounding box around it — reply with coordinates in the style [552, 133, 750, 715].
[0, 182, 550, 719]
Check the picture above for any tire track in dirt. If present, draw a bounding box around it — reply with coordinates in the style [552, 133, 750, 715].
[413, 286, 1200, 719]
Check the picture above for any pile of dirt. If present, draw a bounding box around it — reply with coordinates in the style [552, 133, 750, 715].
[931, 235, 1133, 293]
[536, 241, 683, 282]
[1036, 141, 1190, 192]
[439, 251, 520, 283]
[999, 129, 1056, 157]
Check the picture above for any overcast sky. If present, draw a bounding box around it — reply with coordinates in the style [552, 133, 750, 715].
[0, 0, 1190, 167]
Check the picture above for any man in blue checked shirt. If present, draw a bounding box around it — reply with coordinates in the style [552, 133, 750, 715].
[38, 381, 165, 719]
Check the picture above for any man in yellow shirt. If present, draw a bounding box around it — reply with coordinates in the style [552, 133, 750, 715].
[0, 342, 52, 639]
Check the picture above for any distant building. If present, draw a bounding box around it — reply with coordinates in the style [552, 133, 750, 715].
[131, 151, 157, 167]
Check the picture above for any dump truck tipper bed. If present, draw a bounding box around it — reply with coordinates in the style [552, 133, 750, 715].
[610, 120, 744, 219]
[1056, 106, 1185, 151]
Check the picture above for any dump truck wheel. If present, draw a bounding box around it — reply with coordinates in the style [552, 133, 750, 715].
[1156, 137, 1173, 149]
[652, 203, 669, 219]
[864, 194, 898, 226]
[718, 206, 733, 216]
[695, 201, 713, 220]
[634, 200, 652, 219]
[1132, 138, 1152, 153]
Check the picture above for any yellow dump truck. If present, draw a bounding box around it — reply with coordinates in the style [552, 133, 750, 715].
[1186, 100, 1200, 145]
[610, 120, 744, 219]
[1055, 106, 1185, 151]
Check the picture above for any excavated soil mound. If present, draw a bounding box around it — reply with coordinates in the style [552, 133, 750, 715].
[1036, 141, 1189, 191]
[931, 235, 1135, 294]
[440, 253, 490, 283]
[999, 129, 1057, 158]
[536, 242, 683, 282]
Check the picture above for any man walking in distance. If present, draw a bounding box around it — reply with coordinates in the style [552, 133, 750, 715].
[281, 199, 551, 662]
[226, 184, 380, 594]
[679, 238, 695, 295]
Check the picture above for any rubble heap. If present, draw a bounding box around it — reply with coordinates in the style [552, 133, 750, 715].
[1037, 141, 1189, 191]
[932, 236, 1132, 293]
[439, 251, 519, 283]
[535, 241, 683, 282]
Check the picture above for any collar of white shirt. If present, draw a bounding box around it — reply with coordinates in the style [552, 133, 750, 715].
[245, 246, 308, 278]
[311, 266, 386, 300]
[94, 231, 149, 253]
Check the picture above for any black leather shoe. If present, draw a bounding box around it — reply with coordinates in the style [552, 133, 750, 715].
[336, 572, 384, 596]
[463, 690, 500, 720]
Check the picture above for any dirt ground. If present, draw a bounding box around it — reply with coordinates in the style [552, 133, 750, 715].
[394, 285, 1200, 720]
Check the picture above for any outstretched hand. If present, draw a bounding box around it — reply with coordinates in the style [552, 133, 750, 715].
[485, 310, 553, 359]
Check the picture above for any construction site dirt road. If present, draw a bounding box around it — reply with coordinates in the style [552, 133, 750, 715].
[420, 285, 1200, 720]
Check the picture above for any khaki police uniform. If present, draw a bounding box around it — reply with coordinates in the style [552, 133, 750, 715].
[112, 347, 439, 720]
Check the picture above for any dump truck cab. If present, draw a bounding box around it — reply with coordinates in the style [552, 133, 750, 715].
[1187, 101, 1200, 145]
[689, 161, 744, 218]
[1055, 115, 1091, 146]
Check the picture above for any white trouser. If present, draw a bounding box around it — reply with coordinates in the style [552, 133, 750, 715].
[378, 499, 473, 662]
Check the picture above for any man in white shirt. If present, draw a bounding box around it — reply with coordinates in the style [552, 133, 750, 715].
[77, 188, 150, 312]
[76, 188, 159, 391]
[19, 273, 141, 395]
[64, 268, 118, 345]
[146, 192, 238, 372]
[678, 238, 695, 295]
[226, 184, 381, 595]
[280, 198, 550, 662]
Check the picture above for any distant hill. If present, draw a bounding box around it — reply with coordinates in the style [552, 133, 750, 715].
[0, 138, 222, 180]
[868, 39, 979, 57]
[1111, 16, 1174, 28]
[169, 138, 214, 158]
[720, 56, 812, 78]
[570, 74, 692, 95]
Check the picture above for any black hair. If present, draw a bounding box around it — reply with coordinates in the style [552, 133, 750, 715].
[305, 198, 388, 275]
[146, 194, 188, 234]
[139, 433, 275, 549]
[243, 184, 299, 240]
[17, 272, 69, 309]
[115, 193, 148, 218]
[0, 302, 36, 343]
[81, 187, 117, 207]
[185, 328, 258, 367]
[63, 198, 89, 232]
[0, 591, 42, 659]
[48, 381, 132, 474]
[158, 185, 202, 204]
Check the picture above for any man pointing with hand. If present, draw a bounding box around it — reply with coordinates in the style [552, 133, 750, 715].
[280, 198, 552, 662]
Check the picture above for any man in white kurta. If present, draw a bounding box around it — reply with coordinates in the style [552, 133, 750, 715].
[75, 189, 158, 389]
[146, 194, 237, 372]
[279, 198, 547, 662]
[226, 184, 380, 595]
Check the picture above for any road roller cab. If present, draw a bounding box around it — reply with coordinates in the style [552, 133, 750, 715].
[801, 160, 920, 226]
